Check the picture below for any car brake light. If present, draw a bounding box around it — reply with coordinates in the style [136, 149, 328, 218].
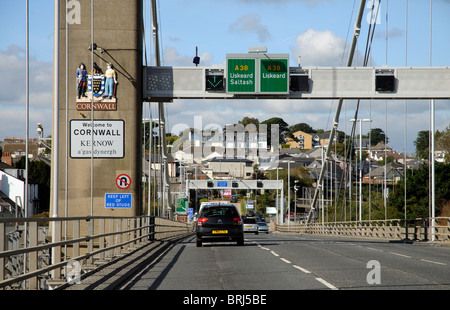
[233, 217, 242, 225]
[197, 218, 208, 226]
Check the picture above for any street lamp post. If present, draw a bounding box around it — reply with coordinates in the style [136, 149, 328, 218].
[350, 118, 371, 222]
[281, 160, 294, 225]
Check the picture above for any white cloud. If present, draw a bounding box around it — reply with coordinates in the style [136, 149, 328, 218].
[290, 28, 348, 66]
[0, 45, 53, 139]
[229, 14, 271, 43]
[163, 46, 214, 66]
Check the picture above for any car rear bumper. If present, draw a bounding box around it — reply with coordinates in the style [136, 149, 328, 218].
[197, 227, 243, 241]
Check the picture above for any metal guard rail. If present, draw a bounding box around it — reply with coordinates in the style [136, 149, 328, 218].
[0, 215, 194, 290]
[276, 217, 450, 243]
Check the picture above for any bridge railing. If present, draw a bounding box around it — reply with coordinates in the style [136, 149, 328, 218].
[0, 215, 193, 290]
[275, 217, 450, 243]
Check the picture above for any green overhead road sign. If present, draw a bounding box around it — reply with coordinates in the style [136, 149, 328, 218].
[226, 54, 289, 95]
[227, 58, 256, 93]
[260, 58, 288, 93]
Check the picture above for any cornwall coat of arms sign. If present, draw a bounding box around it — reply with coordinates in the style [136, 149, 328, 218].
[87, 74, 105, 97]
[76, 62, 117, 111]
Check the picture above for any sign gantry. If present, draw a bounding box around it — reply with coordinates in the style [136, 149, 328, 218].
[144, 62, 450, 101]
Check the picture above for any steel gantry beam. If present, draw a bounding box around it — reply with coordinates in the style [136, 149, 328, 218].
[187, 179, 285, 224]
[187, 179, 283, 191]
[143, 66, 450, 101]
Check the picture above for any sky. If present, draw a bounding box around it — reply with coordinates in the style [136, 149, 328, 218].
[1, 0, 449, 154]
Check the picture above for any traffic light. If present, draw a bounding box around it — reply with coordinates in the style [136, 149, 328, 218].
[375, 69, 396, 92]
[205, 69, 224, 91]
[232, 181, 239, 188]
[257, 181, 263, 188]
[207, 181, 214, 188]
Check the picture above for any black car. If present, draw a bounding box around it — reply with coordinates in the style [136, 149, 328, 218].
[196, 204, 244, 247]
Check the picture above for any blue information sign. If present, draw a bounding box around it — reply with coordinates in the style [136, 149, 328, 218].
[217, 181, 228, 187]
[105, 193, 132, 208]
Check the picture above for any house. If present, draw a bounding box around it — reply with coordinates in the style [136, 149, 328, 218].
[286, 130, 313, 149]
[1, 139, 39, 165]
[362, 162, 403, 184]
[286, 131, 331, 150]
[206, 157, 254, 179]
[184, 126, 268, 161]
[0, 164, 40, 216]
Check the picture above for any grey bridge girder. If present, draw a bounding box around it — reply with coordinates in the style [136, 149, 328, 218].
[187, 179, 283, 191]
[143, 66, 450, 101]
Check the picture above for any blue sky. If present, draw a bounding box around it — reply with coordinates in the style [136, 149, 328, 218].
[1, 0, 449, 153]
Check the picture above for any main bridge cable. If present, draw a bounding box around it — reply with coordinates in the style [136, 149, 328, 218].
[307, 0, 368, 224]
[150, 0, 172, 218]
[333, 0, 382, 218]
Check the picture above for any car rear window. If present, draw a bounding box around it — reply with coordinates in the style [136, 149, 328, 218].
[243, 218, 257, 224]
[200, 206, 239, 217]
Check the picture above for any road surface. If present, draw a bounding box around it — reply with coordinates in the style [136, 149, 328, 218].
[120, 232, 450, 291]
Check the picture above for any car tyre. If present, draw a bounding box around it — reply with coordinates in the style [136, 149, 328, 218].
[196, 238, 202, 247]
[237, 235, 244, 246]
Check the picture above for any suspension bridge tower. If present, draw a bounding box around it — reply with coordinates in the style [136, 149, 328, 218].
[50, 0, 143, 219]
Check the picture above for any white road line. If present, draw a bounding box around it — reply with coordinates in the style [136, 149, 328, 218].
[315, 278, 338, 290]
[293, 265, 311, 274]
[420, 259, 447, 266]
[280, 258, 291, 264]
[390, 252, 411, 258]
[271, 251, 279, 257]
[367, 247, 382, 252]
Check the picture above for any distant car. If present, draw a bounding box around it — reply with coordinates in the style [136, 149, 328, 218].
[245, 210, 256, 217]
[243, 217, 259, 234]
[196, 204, 244, 247]
[257, 222, 269, 234]
[230, 195, 238, 203]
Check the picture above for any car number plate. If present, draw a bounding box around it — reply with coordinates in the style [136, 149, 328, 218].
[212, 230, 228, 234]
[246, 226, 253, 228]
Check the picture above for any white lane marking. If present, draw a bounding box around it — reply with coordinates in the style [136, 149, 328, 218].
[280, 258, 291, 264]
[390, 252, 411, 258]
[367, 247, 382, 252]
[420, 259, 447, 266]
[256, 242, 337, 289]
[293, 265, 311, 274]
[316, 277, 338, 290]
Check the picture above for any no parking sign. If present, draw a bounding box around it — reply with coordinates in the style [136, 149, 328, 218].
[116, 174, 131, 189]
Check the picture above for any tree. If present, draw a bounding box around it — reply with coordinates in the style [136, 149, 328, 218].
[288, 122, 315, 134]
[261, 117, 289, 147]
[388, 162, 450, 219]
[414, 130, 429, 159]
[436, 125, 450, 162]
[370, 128, 388, 146]
[14, 157, 51, 212]
[238, 117, 259, 129]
